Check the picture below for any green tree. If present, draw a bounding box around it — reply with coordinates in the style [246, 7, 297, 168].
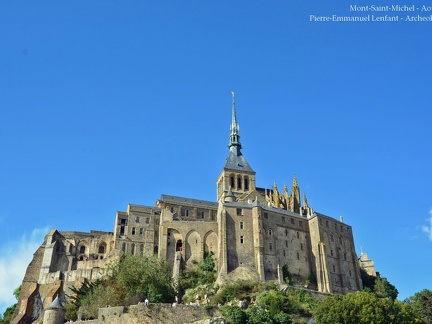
[406, 289, 432, 323]
[245, 305, 273, 324]
[220, 305, 247, 324]
[0, 285, 21, 324]
[314, 290, 420, 324]
[178, 252, 216, 291]
[374, 277, 398, 300]
[79, 285, 119, 320]
[111, 254, 176, 303]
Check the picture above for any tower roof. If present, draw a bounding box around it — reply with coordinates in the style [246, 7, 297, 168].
[47, 296, 63, 309]
[223, 92, 254, 173]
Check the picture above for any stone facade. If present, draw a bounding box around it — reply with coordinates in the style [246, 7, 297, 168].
[12, 94, 366, 323]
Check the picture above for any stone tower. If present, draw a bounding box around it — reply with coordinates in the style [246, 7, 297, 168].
[216, 92, 256, 202]
[42, 296, 65, 324]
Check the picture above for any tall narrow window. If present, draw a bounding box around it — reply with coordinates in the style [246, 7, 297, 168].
[244, 177, 249, 190]
[269, 243, 272, 250]
[132, 227, 136, 235]
[237, 177, 242, 189]
[240, 236, 244, 244]
[230, 176, 235, 188]
[201, 211, 205, 219]
[240, 221, 244, 229]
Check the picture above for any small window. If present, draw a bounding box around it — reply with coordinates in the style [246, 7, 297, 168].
[283, 250, 286, 256]
[240, 221, 244, 229]
[237, 177, 242, 189]
[185, 209, 189, 217]
[333, 265, 336, 272]
[79, 246, 86, 254]
[140, 228, 144, 235]
[297, 253, 300, 260]
[344, 253, 347, 260]
[268, 229, 272, 236]
[349, 270, 352, 277]
[132, 227, 136, 235]
[301, 243, 303, 250]
[146, 218, 150, 224]
[330, 249, 334, 256]
[240, 236, 244, 244]
[244, 177, 249, 190]
[285, 229, 288, 236]
[296, 231, 300, 239]
[264, 212, 268, 219]
[230, 176, 235, 188]
[201, 211, 205, 219]
[237, 208, 243, 215]
[285, 240, 288, 247]
[98, 245, 105, 254]
[269, 243, 272, 250]
[136, 217, 140, 223]
[170, 207, 174, 213]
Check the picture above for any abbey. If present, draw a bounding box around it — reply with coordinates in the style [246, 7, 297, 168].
[13, 94, 365, 323]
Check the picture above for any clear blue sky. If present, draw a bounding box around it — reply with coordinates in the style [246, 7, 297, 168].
[1, 0, 431, 313]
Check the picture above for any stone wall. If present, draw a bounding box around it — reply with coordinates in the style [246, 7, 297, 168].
[74, 303, 213, 324]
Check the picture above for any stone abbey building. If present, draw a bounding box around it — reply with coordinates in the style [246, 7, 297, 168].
[13, 94, 365, 323]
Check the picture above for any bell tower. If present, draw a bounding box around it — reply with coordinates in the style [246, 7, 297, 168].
[217, 92, 256, 201]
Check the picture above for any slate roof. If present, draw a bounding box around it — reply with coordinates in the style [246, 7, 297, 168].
[223, 146, 255, 173]
[161, 194, 218, 208]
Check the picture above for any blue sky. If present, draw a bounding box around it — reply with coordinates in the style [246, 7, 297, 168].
[1, 0, 431, 313]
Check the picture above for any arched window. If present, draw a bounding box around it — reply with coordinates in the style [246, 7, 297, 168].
[79, 246, 86, 254]
[176, 240, 183, 252]
[237, 177, 242, 189]
[244, 177, 249, 190]
[98, 244, 105, 254]
[230, 176, 235, 188]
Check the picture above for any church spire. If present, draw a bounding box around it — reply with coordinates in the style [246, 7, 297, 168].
[229, 91, 241, 149]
